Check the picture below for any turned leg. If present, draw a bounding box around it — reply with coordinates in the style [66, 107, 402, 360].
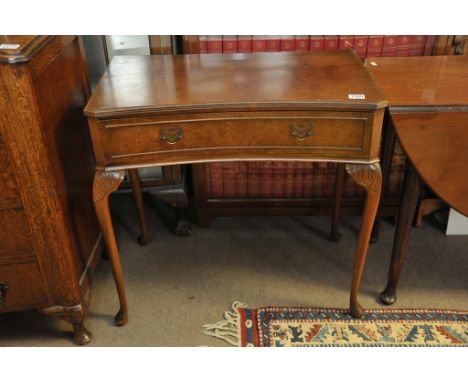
[331, 163, 346, 242]
[380, 162, 421, 305]
[93, 170, 128, 326]
[371, 111, 395, 243]
[128, 168, 149, 245]
[346, 162, 382, 318]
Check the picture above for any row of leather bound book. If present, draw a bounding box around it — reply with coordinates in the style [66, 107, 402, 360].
[198, 35, 416, 200]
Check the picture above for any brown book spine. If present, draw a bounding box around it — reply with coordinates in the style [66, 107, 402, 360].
[323, 163, 336, 198]
[222, 162, 236, 198]
[271, 162, 286, 198]
[293, 162, 304, 198]
[284, 162, 295, 197]
[210, 163, 224, 197]
[312, 163, 324, 197]
[235, 162, 248, 197]
[424, 36, 437, 55]
[199, 36, 208, 54]
[247, 162, 260, 197]
[204, 163, 212, 196]
[302, 162, 313, 197]
[259, 162, 273, 198]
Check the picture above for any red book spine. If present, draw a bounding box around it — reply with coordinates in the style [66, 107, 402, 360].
[280, 35, 295, 51]
[247, 162, 260, 197]
[222, 162, 236, 198]
[210, 163, 224, 197]
[271, 162, 286, 198]
[309, 36, 324, 51]
[207, 35, 223, 53]
[324, 35, 339, 51]
[367, 35, 384, 56]
[284, 162, 295, 197]
[266, 35, 281, 52]
[293, 162, 304, 198]
[338, 35, 355, 51]
[222, 35, 238, 53]
[354, 35, 368, 60]
[295, 35, 309, 52]
[199, 35, 208, 54]
[252, 35, 267, 52]
[409, 35, 426, 56]
[238, 35, 252, 53]
[396, 35, 411, 56]
[259, 162, 273, 198]
[381, 35, 398, 56]
[235, 162, 248, 197]
[302, 162, 313, 197]
[424, 35, 437, 55]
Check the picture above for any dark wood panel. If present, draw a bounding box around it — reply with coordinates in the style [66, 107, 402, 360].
[392, 111, 468, 216]
[33, 38, 101, 279]
[0, 261, 48, 313]
[0, 133, 22, 209]
[0, 209, 35, 263]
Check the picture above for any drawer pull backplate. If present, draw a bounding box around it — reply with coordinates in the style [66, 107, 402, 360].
[160, 127, 184, 145]
[289, 123, 314, 140]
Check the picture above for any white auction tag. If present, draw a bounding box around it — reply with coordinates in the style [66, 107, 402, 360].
[0, 44, 20, 49]
[348, 94, 366, 100]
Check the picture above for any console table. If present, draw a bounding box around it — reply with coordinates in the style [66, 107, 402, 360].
[84, 51, 387, 324]
[365, 55, 468, 304]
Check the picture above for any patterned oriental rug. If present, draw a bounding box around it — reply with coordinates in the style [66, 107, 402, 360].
[202, 302, 468, 347]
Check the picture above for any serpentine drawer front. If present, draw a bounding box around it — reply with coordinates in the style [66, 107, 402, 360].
[91, 111, 377, 168]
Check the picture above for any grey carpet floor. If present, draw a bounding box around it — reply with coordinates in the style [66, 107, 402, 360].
[0, 193, 467, 346]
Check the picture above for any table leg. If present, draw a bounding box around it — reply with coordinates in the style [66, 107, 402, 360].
[371, 110, 396, 243]
[345, 162, 382, 317]
[331, 163, 346, 242]
[128, 168, 149, 245]
[93, 170, 128, 326]
[380, 162, 421, 305]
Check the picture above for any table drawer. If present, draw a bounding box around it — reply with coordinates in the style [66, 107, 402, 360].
[94, 111, 376, 166]
[0, 261, 48, 313]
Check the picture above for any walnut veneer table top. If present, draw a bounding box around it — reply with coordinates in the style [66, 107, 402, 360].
[85, 51, 387, 118]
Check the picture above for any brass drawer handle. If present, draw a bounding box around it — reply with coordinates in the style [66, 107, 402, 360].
[289, 123, 313, 140]
[0, 282, 9, 307]
[160, 127, 184, 144]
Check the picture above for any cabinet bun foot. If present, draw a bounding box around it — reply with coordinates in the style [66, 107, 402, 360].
[73, 322, 93, 345]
